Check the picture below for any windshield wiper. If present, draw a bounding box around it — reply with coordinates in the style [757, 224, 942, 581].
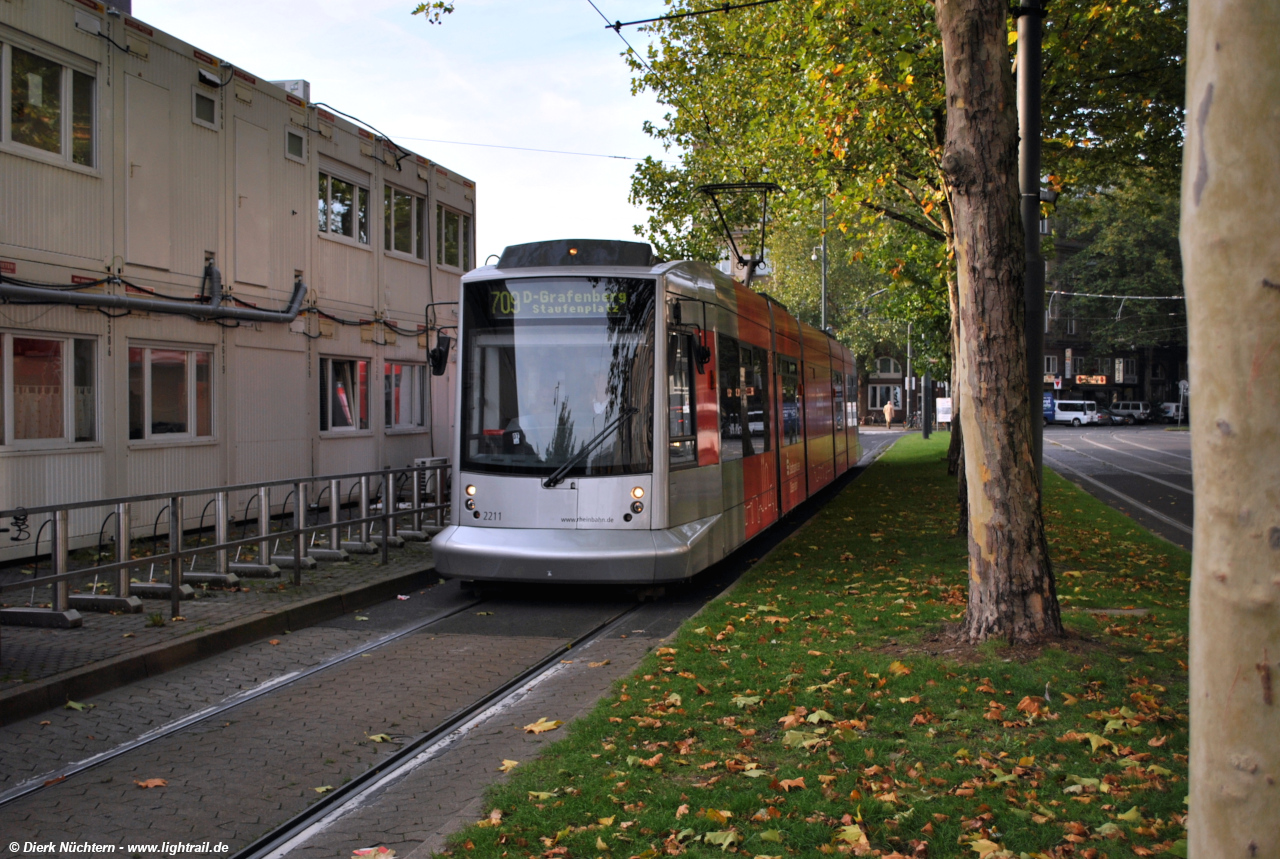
[542, 407, 639, 488]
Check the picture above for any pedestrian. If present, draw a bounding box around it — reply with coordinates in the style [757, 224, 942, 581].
[882, 400, 894, 427]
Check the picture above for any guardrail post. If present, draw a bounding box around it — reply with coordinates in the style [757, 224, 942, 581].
[258, 486, 271, 566]
[169, 496, 183, 619]
[52, 509, 70, 614]
[359, 476, 370, 546]
[215, 491, 229, 575]
[117, 502, 131, 598]
[381, 473, 391, 566]
[293, 481, 306, 586]
[411, 467, 422, 533]
[329, 478, 341, 550]
[386, 472, 399, 540]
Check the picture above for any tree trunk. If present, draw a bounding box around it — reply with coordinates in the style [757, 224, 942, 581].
[947, 274, 969, 536]
[1184, 2, 1280, 851]
[935, 0, 1062, 643]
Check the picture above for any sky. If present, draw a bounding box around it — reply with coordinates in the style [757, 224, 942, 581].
[138, 0, 672, 264]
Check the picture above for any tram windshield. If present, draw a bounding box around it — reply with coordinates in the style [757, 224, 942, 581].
[461, 277, 655, 478]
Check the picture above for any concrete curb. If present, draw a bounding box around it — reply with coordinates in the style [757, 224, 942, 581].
[0, 565, 436, 727]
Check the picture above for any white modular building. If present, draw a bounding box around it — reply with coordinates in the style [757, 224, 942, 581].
[0, 0, 471, 561]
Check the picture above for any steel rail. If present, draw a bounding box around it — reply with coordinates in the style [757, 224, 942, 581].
[1105, 430, 1194, 462]
[232, 601, 647, 859]
[1082, 434, 1194, 476]
[0, 596, 483, 809]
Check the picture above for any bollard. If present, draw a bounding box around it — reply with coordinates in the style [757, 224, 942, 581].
[359, 476, 371, 546]
[329, 478, 341, 550]
[215, 491, 229, 575]
[52, 509, 70, 614]
[293, 481, 306, 585]
[381, 473, 391, 566]
[258, 486, 270, 567]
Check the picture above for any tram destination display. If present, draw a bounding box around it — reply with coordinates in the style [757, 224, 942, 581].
[486, 280, 629, 319]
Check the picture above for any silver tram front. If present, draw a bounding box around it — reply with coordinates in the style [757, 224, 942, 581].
[432, 240, 713, 584]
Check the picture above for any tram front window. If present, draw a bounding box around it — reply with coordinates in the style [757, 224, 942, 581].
[461, 277, 655, 478]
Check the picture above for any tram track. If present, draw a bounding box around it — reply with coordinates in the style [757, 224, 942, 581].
[0, 596, 486, 809]
[235, 601, 647, 859]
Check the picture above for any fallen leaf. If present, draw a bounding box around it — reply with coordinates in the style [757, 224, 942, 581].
[760, 830, 784, 843]
[475, 611, 494, 616]
[397, 594, 410, 600]
[314, 785, 334, 793]
[135, 778, 168, 789]
[778, 777, 806, 792]
[367, 733, 393, 743]
[64, 700, 93, 712]
[524, 717, 563, 734]
[676, 804, 690, 819]
[596, 836, 609, 851]
[499, 759, 519, 772]
[122, 633, 134, 638]
[39, 721, 51, 726]
[1117, 806, 1142, 822]
[704, 808, 733, 824]
[476, 808, 502, 827]
[598, 815, 615, 826]
[1148, 734, 1169, 747]
[351, 849, 395, 859]
[528, 790, 557, 800]
[969, 839, 1001, 857]
[355, 616, 370, 621]
[43, 776, 67, 786]
[269, 639, 281, 645]
[703, 830, 740, 851]
[888, 661, 912, 676]
[589, 660, 611, 668]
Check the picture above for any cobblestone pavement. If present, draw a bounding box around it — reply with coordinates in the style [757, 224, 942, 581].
[0, 543, 435, 692]
[1, 628, 570, 848]
[293, 634, 658, 859]
[0, 581, 470, 790]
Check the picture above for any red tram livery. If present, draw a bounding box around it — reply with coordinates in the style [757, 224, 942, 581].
[432, 239, 860, 585]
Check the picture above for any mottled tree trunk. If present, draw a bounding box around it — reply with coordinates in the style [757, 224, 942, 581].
[1184, 2, 1280, 852]
[947, 274, 969, 536]
[935, 0, 1062, 642]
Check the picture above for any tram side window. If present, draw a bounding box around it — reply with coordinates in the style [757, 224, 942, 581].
[717, 334, 744, 462]
[846, 371, 857, 425]
[833, 371, 845, 431]
[779, 357, 801, 446]
[668, 334, 697, 468]
[744, 346, 770, 455]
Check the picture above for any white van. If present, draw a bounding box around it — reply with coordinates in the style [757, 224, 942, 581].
[1047, 400, 1101, 426]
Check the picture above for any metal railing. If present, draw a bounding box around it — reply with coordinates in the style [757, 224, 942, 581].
[0, 462, 450, 624]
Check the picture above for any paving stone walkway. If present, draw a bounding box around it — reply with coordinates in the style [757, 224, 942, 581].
[0, 542, 436, 711]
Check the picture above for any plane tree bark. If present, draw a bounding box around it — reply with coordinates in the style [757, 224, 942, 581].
[935, 0, 1062, 642]
[1183, 1, 1280, 851]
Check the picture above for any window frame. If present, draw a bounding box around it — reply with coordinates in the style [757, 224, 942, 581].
[319, 356, 371, 434]
[435, 202, 473, 270]
[1, 41, 97, 172]
[317, 168, 371, 246]
[191, 85, 219, 132]
[384, 185, 427, 260]
[383, 360, 429, 433]
[778, 355, 802, 447]
[127, 344, 215, 443]
[667, 332, 698, 469]
[0, 332, 99, 449]
[284, 127, 306, 164]
[873, 356, 902, 376]
[1044, 355, 1059, 375]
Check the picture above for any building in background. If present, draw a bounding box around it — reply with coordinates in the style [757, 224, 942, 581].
[0, 0, 473, 559]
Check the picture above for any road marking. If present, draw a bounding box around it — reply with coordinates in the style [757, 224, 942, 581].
[1106, 430, 1193, 461]
[1045, 453, 1193, 537]
[1049, 438, 1194, 496]
[1083, 435, 1194, 476]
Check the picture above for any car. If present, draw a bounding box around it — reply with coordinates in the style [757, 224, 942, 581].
[1046, 399, 1103, 426]
[1111, 401, 1152, 423]
[1097, 407, 1131, 426]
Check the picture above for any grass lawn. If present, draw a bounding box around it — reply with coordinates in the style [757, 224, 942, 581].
[438, 433, 1190, 859]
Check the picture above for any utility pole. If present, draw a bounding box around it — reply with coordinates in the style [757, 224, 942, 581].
[1018, 0, 1045, 481]
[906, 320, 913, 425]
[820, 197, 829, 331]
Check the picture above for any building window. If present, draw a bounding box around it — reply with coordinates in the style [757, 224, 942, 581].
[385, 187, 426, 258]
[0, 334, 97, 445]
[320, 357, 368, 432]
[667, 334, 697, 467]
[1044, 355, 1058, 375]
[4, 44, 94, 167]
[1124, 358, 1137, 379]
[384, 362, 428, 430]
[874, 356, 901, 375]
[436, 204, 472, 269]
[318, 171, 369, 244]
[128, 346, 212, 440]
[869, 385, 902, 411]
[192, 87, 219, 131]
[1067, 315, 1077, 335]
[285, 128, 305, 163]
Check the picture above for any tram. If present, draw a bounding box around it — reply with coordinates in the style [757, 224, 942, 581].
[431, 239, 860, 585]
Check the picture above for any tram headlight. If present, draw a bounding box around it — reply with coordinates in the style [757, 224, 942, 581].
[630, 500, 644, 515]
[630, 486, 645, 499]
[465, 485, 477, 496]
[464, 499, 476, 511]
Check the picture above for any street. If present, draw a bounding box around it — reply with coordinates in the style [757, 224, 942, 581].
[1044, 425, 1193, 550]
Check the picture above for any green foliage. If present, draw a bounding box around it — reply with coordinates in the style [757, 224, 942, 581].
[625, 0, 1186, 356]
[444, 435, 1190, 858]
[1051, 171, 1185, 351]
[410, 2, 454, 24]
